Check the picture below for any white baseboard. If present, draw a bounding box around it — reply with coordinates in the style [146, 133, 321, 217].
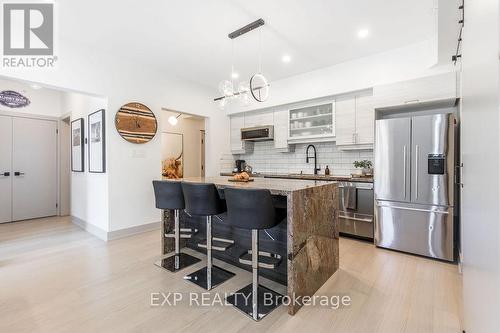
[71, 216, 160, 241]
[72, 216, 108, 241]
[107, 221, 161, 240]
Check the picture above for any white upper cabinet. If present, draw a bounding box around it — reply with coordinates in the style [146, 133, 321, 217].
[273, 109, 294, 152]
[334, 96, 356, 146]
[243, 110, 273, 128]
[354, 94, 375, 146]
[288, 102, 335, 143]
[229, 113, 252, 154]
[372, 72, 458, 108]
[335, 93, 374, 150]
[229, 109, 292, 154]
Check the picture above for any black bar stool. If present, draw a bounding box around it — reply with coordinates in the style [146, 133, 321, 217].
[182, 182, 235, 290]
[152, 180, 201, 272]
[224, 188, 284, 321]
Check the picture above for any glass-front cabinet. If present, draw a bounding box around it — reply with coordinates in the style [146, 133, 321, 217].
[288, 102, 335, 140]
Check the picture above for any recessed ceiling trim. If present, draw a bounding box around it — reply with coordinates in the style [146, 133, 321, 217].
[228, 18, 265, 39]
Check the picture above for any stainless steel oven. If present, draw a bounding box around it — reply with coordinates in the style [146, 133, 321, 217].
[338, 181, 374, 240]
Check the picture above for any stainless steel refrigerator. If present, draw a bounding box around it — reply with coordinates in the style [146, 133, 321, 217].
[374, 112, 456, 261]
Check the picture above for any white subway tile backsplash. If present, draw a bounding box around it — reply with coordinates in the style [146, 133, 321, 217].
[223, 141, 373, 176]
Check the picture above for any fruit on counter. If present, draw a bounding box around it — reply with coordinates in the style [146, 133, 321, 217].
[233, 172, 250, 181]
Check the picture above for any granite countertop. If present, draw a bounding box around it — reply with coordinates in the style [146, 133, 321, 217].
[220, 172, 373, 183]
[170, 176, 336, 196]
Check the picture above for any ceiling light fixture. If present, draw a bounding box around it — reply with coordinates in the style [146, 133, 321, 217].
[214, 18, 270, 109]
[357, 29, 370, 39]
[168, 114, 181, 126]
[282, 54, 291, 63]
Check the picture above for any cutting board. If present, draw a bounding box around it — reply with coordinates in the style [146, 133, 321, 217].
[228, 178, 255, 182]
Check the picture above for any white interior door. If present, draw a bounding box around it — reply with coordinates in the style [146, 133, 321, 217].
[0, 115, 13, 223]
[12, 117, 58, 221]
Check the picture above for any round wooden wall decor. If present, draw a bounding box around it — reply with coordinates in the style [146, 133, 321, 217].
[115, 102, 157, 144]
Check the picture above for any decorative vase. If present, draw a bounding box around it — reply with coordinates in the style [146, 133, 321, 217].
[362, 168, 373, 176]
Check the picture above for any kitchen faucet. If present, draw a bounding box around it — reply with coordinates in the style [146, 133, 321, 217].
[306, 144, 321, 175]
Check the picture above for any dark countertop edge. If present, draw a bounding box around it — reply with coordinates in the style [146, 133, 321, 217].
[220, 172, 373, 183]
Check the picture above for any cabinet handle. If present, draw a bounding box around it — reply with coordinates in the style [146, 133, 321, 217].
[14, 172, 25, 176]
[404, 99, 419, 104]
[1, 172, 10, 177]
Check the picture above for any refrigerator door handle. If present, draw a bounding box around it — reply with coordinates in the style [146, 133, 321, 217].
[415, 145, 419, 200]
[403, 145, 407, 199]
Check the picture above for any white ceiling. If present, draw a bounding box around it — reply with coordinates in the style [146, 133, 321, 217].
[59, 0, 436, 90]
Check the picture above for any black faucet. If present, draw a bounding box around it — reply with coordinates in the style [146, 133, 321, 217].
[306, 144, 320, 175]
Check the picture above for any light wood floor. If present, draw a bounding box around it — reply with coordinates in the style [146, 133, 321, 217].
[0, 216, 463, 333]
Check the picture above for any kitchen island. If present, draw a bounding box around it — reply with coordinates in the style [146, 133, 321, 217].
[161, 176, 339, 315]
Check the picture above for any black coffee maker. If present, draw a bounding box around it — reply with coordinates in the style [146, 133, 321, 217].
[235, 159, 246, 173]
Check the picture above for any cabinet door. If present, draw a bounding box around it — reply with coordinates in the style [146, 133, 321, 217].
[289, 102, 334, 141]
[0, 115, 12, 223]
[230, 114, 246, 153]
[273, 109, 289, 150]
[355, 94, 375, 145]
[335, 97, 356, 146]
[244, 110, 273, 128]
[373, 72, 457, 108]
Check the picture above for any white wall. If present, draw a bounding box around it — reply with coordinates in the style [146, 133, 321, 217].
[460, 0, 500, 332]
[1, 38, 230, 234]
[0, 79, 63, 117]
[61, 92, 109, 233]
[227, 40, 455, 115]
[161, 111, 205, 178]
[59, 118, 71, 216]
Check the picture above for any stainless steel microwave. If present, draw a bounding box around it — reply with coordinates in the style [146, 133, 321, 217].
[241, 125, 274, 141]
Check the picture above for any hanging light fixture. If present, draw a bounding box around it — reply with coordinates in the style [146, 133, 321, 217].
[214, 18, 270, 109]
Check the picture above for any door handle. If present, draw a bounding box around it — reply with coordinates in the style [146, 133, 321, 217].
[403, 146, 407, 199]
[1, 172, 10, 177]
[14, 172, 25, 176]
[415, 145, 419, 200]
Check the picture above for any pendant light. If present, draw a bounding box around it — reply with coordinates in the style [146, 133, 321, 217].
[214, 19, 269, 109]
[250, 27, 269, 103]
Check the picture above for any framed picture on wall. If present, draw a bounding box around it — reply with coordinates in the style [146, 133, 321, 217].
[71, 118, 84, 172]
[161, 132, 183, 179]
[88, 109, 106, 173]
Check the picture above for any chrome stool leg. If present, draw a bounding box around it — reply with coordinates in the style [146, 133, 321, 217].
[184, 216, 235, 290]
[252, 229, 259, 320]
[226, 229, 283, 321]
[155, 209, 201, 272]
